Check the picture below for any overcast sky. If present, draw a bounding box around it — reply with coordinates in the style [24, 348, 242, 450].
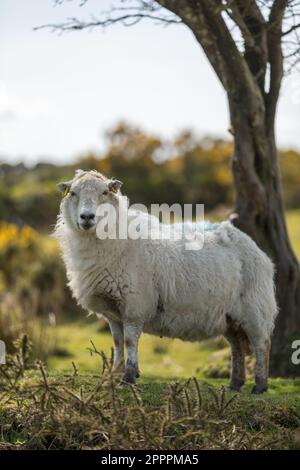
[1, 0, 300, 165]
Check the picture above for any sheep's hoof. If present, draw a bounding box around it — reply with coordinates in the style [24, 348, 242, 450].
[251, 384, 268, 394]
[121, 370, 137, 385]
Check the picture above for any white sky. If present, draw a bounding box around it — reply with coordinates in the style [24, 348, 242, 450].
[1, 0, 299, 165]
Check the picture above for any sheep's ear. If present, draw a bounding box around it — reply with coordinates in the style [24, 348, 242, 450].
[57, 181, 71, 197]
[108, 179, 123, 194]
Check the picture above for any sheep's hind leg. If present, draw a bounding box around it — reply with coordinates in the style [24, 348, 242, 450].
[108, 319, 125, 374]
[251, 339, 270, 394]
[225, 323, 246, 392]
[122, 321, 143, 384]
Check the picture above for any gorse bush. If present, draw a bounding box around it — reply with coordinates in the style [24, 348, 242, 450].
[0, 222, 80, 353]
[0, 222, 37, 248]
[0, 222, 38, 290]
[0, 223, 40, 352]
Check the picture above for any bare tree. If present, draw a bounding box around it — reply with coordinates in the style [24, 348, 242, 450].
[41, 0, 300, 375]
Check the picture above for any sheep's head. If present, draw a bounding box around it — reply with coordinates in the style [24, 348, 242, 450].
[57, 170, 122, 233]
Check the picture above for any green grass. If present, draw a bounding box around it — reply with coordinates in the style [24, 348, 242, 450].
[44, 319, 300, 398]
[47, 319, 227, 378]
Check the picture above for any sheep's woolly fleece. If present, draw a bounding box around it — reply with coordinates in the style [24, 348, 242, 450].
[54, 170, 277, 347]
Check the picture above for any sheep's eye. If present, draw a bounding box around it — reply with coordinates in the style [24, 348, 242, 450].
[70, 191, 76, 197]
[103, 190, 108, 196]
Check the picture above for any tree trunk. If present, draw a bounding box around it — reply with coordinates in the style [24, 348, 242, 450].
[229, 99, 300, 376]
[155, 0, 300, 376]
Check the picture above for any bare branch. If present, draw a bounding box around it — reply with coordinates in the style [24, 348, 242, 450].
[36, 0, 181, 32]
[35, 12, 181, 32]
[38, 1, 300, 91]
[282, 23, 300, 35]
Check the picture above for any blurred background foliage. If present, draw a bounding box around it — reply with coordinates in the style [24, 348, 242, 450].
[0, 122, 299, 370]
[1, 122, 299, 232]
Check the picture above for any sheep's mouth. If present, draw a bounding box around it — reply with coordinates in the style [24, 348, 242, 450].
[78, 221, 96, 231]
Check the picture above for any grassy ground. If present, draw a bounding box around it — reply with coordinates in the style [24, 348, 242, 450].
[47, 319, 229, 377]
[0, 338, 300, 450]
[45, 319, 298, 391]
[48, 320, 300, 400]
[8, 318, 293, 450]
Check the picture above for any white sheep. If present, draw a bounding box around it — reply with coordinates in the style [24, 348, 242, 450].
[54, 170, 278, 393]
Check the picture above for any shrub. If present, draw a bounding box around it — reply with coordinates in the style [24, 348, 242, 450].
[0, 222, 80, 354]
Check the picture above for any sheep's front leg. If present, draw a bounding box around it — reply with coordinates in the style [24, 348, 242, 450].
[108, 319, 125, 373]
[122, 321, 143, 384]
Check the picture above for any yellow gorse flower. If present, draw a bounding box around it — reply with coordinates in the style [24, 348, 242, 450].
[0, 222, 38, 250]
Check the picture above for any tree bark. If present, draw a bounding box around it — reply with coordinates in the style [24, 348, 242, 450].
[229, 98, 300, 376]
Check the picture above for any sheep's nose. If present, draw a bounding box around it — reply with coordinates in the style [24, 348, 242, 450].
[80, 212, 95, 222]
